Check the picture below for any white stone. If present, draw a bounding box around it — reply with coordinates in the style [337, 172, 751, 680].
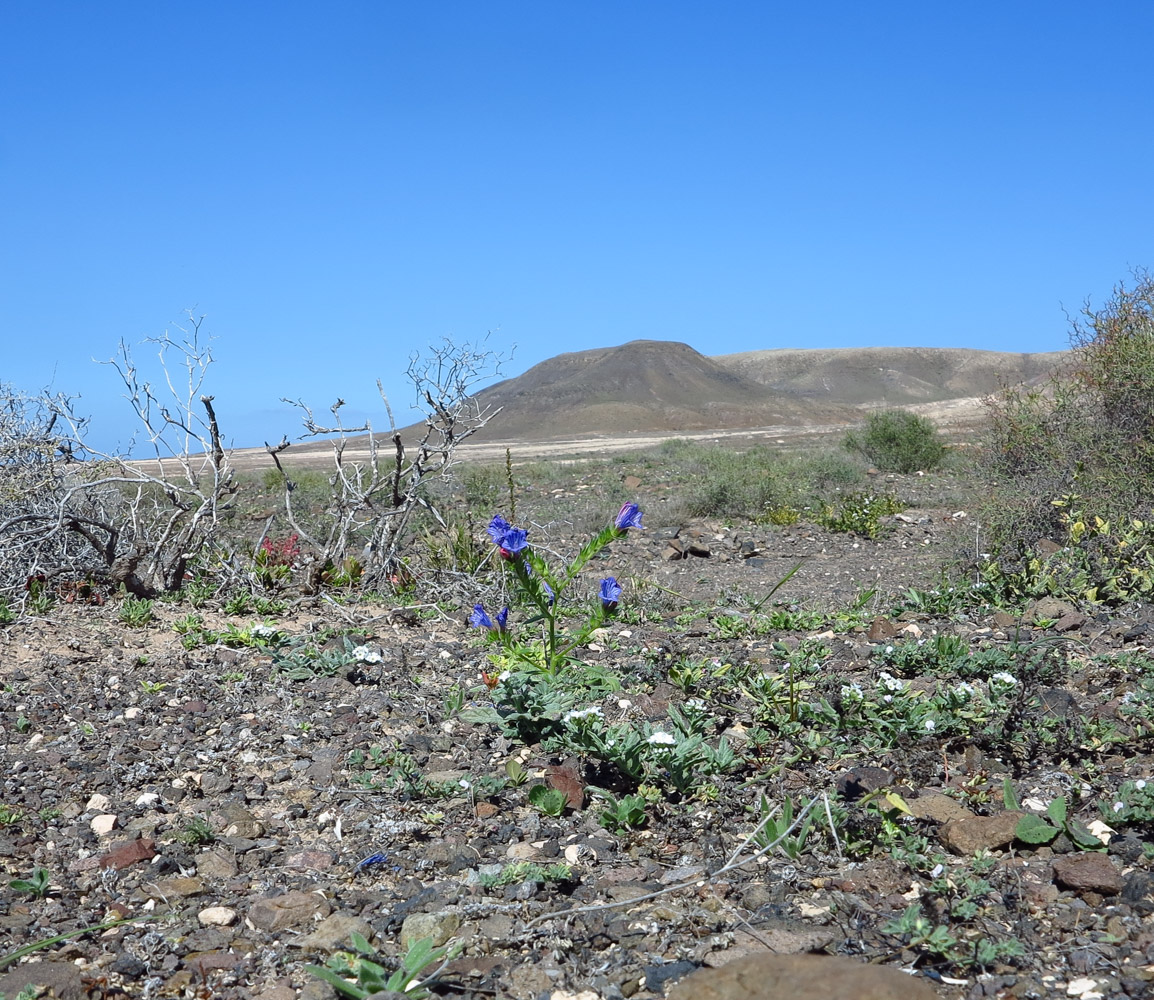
[90, 814, 119, 835]
[86, 793, 112, 812]
[198, 906, 238, 927]
[135, 792, 160, 808]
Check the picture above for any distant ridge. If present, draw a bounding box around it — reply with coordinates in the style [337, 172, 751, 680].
[713, 346, 1066, 408]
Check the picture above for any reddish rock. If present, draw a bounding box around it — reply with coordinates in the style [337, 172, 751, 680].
[547, 764, 585, 810]
[1052, 853, 1125, 896]
[98, 837, 157, 870]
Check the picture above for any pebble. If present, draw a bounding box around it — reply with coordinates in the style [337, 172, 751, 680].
[198, 905, 238, 926]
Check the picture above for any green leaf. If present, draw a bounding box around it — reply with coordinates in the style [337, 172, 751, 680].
[1046, 797, 1068, 825]
[1067, 820, 1106, 851]
[458, 706, 503, 725]
[1002, 777, 1021, 811]
[304, 964, 369, 999]
[1015, 813, 1060, 844]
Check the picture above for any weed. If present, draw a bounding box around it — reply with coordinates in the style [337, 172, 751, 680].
[117, 596, 154, 627]
[178, 815, 216, 846]
[815, 490, 904, 539]
[8, 867, 50, 899]
[0, 805, 25, 827]
[477, 861, 572, 889]
[222, 592, 253, 615]
[306, 931, 461, 999]
[595, 791, 649, 832]
[527, 784, 569, 817]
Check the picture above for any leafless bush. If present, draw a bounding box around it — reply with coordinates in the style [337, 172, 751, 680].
[0, 314, 237, 601]
[267, 337, 507, 591]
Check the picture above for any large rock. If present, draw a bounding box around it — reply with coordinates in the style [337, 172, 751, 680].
[940, 810, 1025, 855]
[1052, 853, 1125, 896]
[667, 953, 935, 1000]
[247, 890, 331, 931]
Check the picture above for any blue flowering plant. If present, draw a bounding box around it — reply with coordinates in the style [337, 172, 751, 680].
[469, 503, 643, 675]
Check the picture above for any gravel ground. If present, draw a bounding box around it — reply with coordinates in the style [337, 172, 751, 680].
[3, 471, 1154, 1000]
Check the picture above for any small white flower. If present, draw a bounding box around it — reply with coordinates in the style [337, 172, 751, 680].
[1114, 801, 1125, 813]
[883, 694, 894, 704]
[990, 671, 1017, 688]
[841, 683, 864, 701]
[647, 731, 676, 747]
[954, 682, 976, 699]
[1137, 780, 1147, 790]
[459, 779, 471, 789]
[351, 645, 383, 664]
[251, 624, 278, 638]
[924, 719, 936, 731]
[885, 645, 894, 654]
[563, 707, 604, 723]
[685, 698, 707, 711]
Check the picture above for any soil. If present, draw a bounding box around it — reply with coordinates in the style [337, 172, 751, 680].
[2, 467, 1154, 1000]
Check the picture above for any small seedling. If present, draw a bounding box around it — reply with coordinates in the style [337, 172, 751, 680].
[139, 679, 167, 695]
[504, 758, 529, 786]
[596, 791, 649, 832]
[306, 931, 460, 999]
[528, 784, 569, 817]
[8, 867, 51, 900]
[178, 815, 216, 846]
[117, 596, 154, 627]
[0, 805, 25, 828]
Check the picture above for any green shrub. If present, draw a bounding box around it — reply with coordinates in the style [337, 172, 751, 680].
[843, 409, 945, 473]
[981, 269, 1154, 587]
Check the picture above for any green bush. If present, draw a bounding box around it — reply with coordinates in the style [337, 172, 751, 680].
[981, 269, 1154, 588]
[843, 409, 945, 474]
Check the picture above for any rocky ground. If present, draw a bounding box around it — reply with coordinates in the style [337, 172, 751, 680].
[2, 468, 1154, 1000]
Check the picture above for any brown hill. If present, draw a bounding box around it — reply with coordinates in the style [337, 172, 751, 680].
[463, 340, 855, 441]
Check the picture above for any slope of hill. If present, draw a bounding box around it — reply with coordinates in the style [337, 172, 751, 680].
[713, 346, 1066, 407]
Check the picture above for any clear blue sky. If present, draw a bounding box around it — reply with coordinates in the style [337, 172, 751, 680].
[3, 2, 1152, 451]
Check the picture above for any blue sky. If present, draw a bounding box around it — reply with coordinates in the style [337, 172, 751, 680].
[3, 2, 1152, 451]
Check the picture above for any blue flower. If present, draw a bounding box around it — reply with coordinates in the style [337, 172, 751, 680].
[469, 603, 494, 629]
[614, 502, 644, 533]
[599, 576, 622, 612]
[487, 514, 529, 558]
[469, 603, 509, 633]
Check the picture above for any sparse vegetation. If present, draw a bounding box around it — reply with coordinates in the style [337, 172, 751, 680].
[843, 408, 946, 473]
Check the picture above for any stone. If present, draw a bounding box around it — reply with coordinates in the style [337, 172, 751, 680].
[91, 813, 119, 835]
[247, 889, 331, 931]
[218, 803, 265, 838]
[867, 617, 899, 641]
[666, 953, 936, 1000]
[1052, 853, 1125, 896]
[98, 837, 156, 870]
[1025, 597, 1079, 622]
[196, 848, 240, 878]
[86, 792, 113, 812]
[940, 811, 1025, 855]
[907, 790, 974, 825]
[835, 767, 894, 800]
[151, 876, 205, 898]
[296, 912, 375, 952]
[400, 910, 461, 949]
[198, 905, 239, 926]
[0, 962, 84, 1000]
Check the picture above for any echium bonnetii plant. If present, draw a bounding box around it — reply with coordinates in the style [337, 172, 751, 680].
[470, 503, 643, 674]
